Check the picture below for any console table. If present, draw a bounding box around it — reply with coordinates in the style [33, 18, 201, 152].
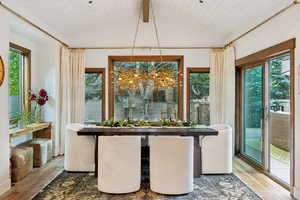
[9, 123, 52, 139]
[77, 127, 218, 178]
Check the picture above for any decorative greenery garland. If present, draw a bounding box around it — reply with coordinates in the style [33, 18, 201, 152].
[100, 119, 197, 127]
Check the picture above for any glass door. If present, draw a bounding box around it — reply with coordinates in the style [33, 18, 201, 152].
[242, 65, 264, 165]
[240, 53, 293, 187]
[268, 54, 291, 184]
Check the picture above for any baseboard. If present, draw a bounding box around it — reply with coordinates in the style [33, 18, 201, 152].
[0, 178, 11, 196]
[294, 186, 300, 199]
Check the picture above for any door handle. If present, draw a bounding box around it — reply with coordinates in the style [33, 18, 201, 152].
[264, 106, 269, 121]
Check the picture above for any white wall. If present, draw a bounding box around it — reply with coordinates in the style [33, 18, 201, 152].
[0, 11, 60, 195]
[34, 41, 60, 123]
[9, 31, 60, 147]
[0, 7, 11, 195]
[85, 48, 211, 120]
[231, 5, 300, 198]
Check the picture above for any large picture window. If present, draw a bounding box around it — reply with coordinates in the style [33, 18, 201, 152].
[8, 43, 31, 128]
[108, 56, 183, 121]
[187, 68, 210, 125]
[85, 68, 106, 124]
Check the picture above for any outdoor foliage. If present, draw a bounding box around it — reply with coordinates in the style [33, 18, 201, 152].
[9, 50, 21, 96]
[244, 66, 263, 128]
[190, 72, 209, 99]
[245, 56, 290, 128]
[85, 73, 102, 101]
[270, 57, 290, 104]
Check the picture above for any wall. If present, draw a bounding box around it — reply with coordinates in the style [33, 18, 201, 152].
[34, 41, 60, 122]
[0, 11, 60, 195]
[85, 48, 211, 120]
[230, 5, 300, 198]
[0, 7, 11, 195]
[9, 31, 60, 147]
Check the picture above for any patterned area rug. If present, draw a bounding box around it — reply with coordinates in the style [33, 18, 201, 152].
[33, 172, 262, 200]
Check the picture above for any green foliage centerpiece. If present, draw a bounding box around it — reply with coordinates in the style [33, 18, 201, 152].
[16, 111, 34, 128]
[100, 119, 197, 128]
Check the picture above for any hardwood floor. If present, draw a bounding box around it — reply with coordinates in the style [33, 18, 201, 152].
[0, 156, 292, 200]
[233, 157, 293, 200]
[0, 156, 64, 200]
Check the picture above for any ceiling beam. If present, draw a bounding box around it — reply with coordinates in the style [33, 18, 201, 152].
[225, 0, 299, 47]
[0, 1, 69, 47]
[143, 0, 150, 22]
[69, 46, 224, 50]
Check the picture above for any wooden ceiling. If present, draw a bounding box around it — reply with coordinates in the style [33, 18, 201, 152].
[4, 0, 294, 47]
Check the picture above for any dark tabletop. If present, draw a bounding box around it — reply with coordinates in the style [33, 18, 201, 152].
[77, 127, 218, 137]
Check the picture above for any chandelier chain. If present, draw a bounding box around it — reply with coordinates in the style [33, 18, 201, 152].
[131, 5, 143, 61]
[150, 0, 163, 62]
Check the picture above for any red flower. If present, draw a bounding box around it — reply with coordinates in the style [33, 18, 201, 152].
[37, 98, 46, 106]
[39, 89, 48, 97]
[29, 93, 37, 101]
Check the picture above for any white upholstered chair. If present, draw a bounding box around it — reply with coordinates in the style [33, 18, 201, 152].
[98, 136, 141, 194]
[202, 124, 232, 174]
[149, 136, 194, 195]
[64, 123, 95, 172]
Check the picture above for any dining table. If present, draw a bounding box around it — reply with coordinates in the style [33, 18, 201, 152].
[77, 127, 218, 178]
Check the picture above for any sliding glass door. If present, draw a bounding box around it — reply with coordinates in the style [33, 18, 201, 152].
[242, 65, 264, 164]
[268, 54, 291, 184]
[240, 53, 292, 187]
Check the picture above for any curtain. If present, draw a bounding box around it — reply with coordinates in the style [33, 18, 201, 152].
[209, 46, 235, 128]
[54, 47, 85, 155]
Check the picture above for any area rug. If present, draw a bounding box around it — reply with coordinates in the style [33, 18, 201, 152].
[33, 172, 262, 200]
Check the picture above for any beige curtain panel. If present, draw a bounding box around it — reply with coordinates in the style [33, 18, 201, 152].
[55, 47, 85, 155]
[209, 46, 235, 129]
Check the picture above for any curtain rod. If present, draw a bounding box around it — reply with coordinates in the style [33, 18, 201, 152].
[225, 0, 300, 47]
[0, 1, 69, 47]
[69, 46, 224, 50]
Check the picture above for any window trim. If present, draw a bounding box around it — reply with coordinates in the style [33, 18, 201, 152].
[9, 43, 31, 126]
[85, 68, 106, 122]
[186, 67, 210, 121]
[108, 56, 184, 120]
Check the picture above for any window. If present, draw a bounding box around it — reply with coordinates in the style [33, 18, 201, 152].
[85, 68, 105, 124]
[108, 56, 183, 121]
[8, 43, 31, 128]
[187, 68, 210, 125]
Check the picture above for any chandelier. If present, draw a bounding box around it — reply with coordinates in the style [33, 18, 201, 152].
[112, 1, 179, 90]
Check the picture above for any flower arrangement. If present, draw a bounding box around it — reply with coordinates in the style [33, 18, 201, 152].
[100, 119, 197, 127]
[29, 89, 49, 123]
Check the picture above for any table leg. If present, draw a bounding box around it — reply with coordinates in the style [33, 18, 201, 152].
[193, 136, 202, 178]
[95, 136, 98, 178]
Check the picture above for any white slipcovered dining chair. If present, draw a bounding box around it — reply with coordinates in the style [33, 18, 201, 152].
[202, 124, 232, 174]
[149, 136, 194, 195]
[64, 123, 95, 172]
[98, 136, 141, 194]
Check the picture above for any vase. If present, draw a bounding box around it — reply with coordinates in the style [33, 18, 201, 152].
[18, 121, 25, 129]
[35, 105, 42, 123]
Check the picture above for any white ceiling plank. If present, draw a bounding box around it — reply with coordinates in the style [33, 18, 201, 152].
[3, 0, 294, 47]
